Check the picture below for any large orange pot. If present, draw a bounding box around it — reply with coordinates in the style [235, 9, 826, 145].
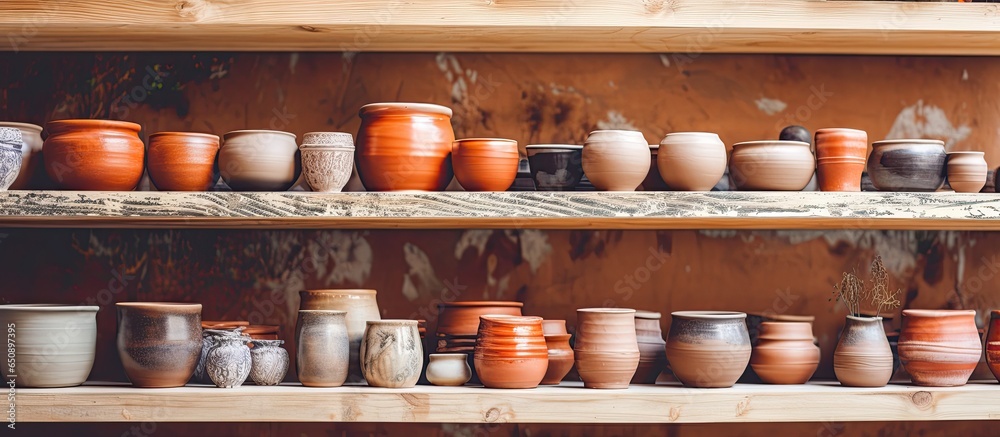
[356, 103, 455, 191]
[898, 309, 981, 387]
[43, 119, 145, 190]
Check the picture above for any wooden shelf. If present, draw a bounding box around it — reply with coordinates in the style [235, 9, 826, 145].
[4, 0, 1000, 55]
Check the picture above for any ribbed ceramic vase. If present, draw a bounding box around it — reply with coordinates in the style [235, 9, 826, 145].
[815, 128, 867, 192]
[574, 308, 640, 389]
[295, 310, 350, 387]
[833, 316, 893, 387]
[473, 315, 548, 389]
[665, 311, 751, 388]
[360, 320, 423, 388]
[299, 289, 381, 383]
[581, 130, 649, 191]
[632, 311, 667, 384]
[898, 309, 981, 387]
[750, 322, 820, 384]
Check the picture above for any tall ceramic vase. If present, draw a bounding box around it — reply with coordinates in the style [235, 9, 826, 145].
[299, 289, 381, 383]
[295, 310, 350, 387]
[665, 311, 751, 388]
[815, 128, 867, 192]
[986, 310, 1000, 381]
[898, 309, 981, 387]
[833, 316, 893, 387]
[581, 130, 649, 191]
[360, 320, 423, 388]
[632, 311, 667, 384]
[474, 315, 548, 389]
[574, 308, 640, 389]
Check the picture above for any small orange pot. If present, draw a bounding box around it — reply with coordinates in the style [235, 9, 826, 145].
[452, 138, 519, 191]
[814, 128, 867, 192]
[147, 132, 220, 191]
[473, 315, 548, 389]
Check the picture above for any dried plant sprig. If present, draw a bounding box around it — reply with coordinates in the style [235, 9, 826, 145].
[869, 255, 901, 317]
[831, 270, 864, 317]
[830, 256, 901, 318]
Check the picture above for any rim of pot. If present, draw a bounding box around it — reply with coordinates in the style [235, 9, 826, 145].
[577, 308, 636, 314]
[366, 319, 418, 326]
[223, 130, 296, 139]
[845, 314, 883, 321]
[732, 140, 810, 148]
[47, 119, 142, 133]
[479, 315, 543, 324]
[871, 139, 945, 146]
[301, 289, 377, 295]
[525, 144, 583, 150]
[250, 339, 284, 346]
[359, 102, 453, 118]
[438, 301, 524, 308]
[116, 302, 201, 310]
[588, 129, 643, 135]
[149, 132, 220, 141]
[902, 309, 976, 317]
[543, 333, 572, 340]
[297, 309, 348, 315]
[662, 132, 720, 138]
[0, 122, 43, 132]
[0, 303, 99, 312]
[429, 353, 469, 359]
[634, 311, 662, 319]
[670, 311, 746, 319]
[455, 138, 517, 143]
[947, 151, 985, 156]
[815, 127, 866, 135]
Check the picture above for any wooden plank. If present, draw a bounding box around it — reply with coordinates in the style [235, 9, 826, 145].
[3, 0, 1000, 54]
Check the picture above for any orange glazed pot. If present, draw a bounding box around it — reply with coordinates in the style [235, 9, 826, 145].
[356, 102, 455, 191]
[898, 309, 981, 387]
[986, 310, 1000, 381]
[473, 315, 548, 389]
[452, 138, 519, 191]
[814, 128, 867, 192]
[43, 119, 145, 191]
[147, 132, 220, 191]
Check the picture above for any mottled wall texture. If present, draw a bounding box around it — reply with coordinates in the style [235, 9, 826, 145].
[3, 52, 1000, 436]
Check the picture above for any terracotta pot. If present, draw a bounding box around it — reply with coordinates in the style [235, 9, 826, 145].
[147, 132, 220, 191]
[947, 151, 988, 193]
[542, 333, 574, 385]
[814, 128, 867, 192]
[426, 353, 472, 386]
[641, 145, 669, 191]
[452, 138, 519, 191]
[750, 322, 820, 384]
[202, 320, 249, 330]
[0, 129, 24, 191]
[574, 308, 640, 389]
[666, 311, 750, 388]
[542, 319, 568, 336]
[729, 140, 815, 191]
[632, 311, 667, 384]
[0, 122, 43, 190]
[867, 139, 946, 192]
[355, 102, 455, 191]
[300, 146, 354, 192]
[581, 130, 650, 191]
[218, 130, 300, 191]
[361, 320, 423, 388]
[295, 310, 350, 387]
[898, 309, 980, 387]
[299, 289, 381, 383]
[473, 315, 548, 389]
[116, 302, 202, 388]
[0, 304, 99, 388]
[525, 144, 584, 191]
[656, 132, 727, 191]
[43, 119, 145, 191]
[833, 316, 893, 387]
[986, 310, 1000, 381]
[249, 339, 289, 386]
[435, 301, 524, 339]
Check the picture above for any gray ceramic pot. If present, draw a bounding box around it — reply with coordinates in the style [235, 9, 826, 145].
[249, 339, 289, 386]
[204, 329, 252, 388]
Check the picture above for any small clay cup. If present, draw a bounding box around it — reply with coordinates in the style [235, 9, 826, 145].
[116, 302, 202, 388]
[542, 333, 573, 385]
[426, 353, 472, 386]
[657, 132, 727, 191]
[147, 132, 220, 191]
[526, 144, 584, 191]
[815, 128, 867, 191]
[452, 138, 519, 191]
[750, 322, 820, 384]
[582, 130, 650, 191]
[868, 139, 946, 192]
[946, 151, 988, 193]
[473, 315, 548, 389]
[898, 309, 981, 387]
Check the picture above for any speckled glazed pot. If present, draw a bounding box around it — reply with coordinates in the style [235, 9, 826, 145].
[946, 151, 988, 193]
[356, 102, 455, 191]
[452, 138, 519, 191]
[657, 132, 727, 191]
[833, 316, 893, 387]
[574, 308, 640, 389]
[426, 353, 472, 386]
[815, 128, 867, 192]
[582, 130, 650, 191]
[0, 128, 24, 191]
[473, 315, 548, 389]
[868, 139, 946, 192]
[299, 289, 381, 383]
[361, 320, 423, 388]
[219, 130, 300, 191]
[147, 132, 220, 191]
[0, 122, 43, 190]
[898, 309, 981, 387]
[665, 311, 750, 388]
[750, 322, 820, 384]
[632, 311, 667, 384]
[729, 140, 815, 191]
[986, 311, 1000, 382]
[0, 304, 98, 388]
[295, 310, 350, 387]
[43, 119, 145, 191]
[116, 302, 202, 388]
[526, 144, 584, 191]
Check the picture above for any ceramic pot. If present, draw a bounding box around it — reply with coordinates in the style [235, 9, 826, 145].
[249, 339, 289, 386]
[295, 310, 350, 387]
[657, 132, 727, 191]
[355, 102, 455, 191]
[474, 315, 548, 389]
[574, 308, 640, 389]
[243, 325, 280, 340]
[525, 144, 584, 191]
[665, 311, 751, 388]
[542, 333, 573, 385]
[202, 320, 249, 330]
[814, 128, 867, 192]
[632, 311, 667, 384]
[898, 309, 981, 387]
[729, 140, 815, 191]
[302, 132, 355, 148]
[452, 138, 519, 191]
[194, 326, 242, 384]
[43, 119, 145, 191]
[0, 304, 98, 388]
[750, 322, 820, 384]
[641, 145, 669, 191]
[436, 301, 524, 338]
[582, 130, 649, 191]
[986, 310, 1000, 381]
[542, 319, 568, 336]
[204, 329, 253, 388]
[425, 353, 472, 386]
[218, 130, 300, 191]
[116, 302, 202, 388]
[0, 128, 24, 191]
[300, 146, 355, 192]
[867, 139, 946, 192]
[147, 132, 220, 191]
[833, 316, 893, 387]
[361, 320, 423, 388]
[299, 289, 381, 383]
[0, 122, 43, 190]
[947, 151, 988, 193]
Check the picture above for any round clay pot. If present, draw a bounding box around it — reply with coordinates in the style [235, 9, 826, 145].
[452, 138, 519, 191]
[632, 311, 667, 384]
[574, 308, 640, 389]
[898, 309, 981, 387]
[750, 322, 820, 384]
[581, 130, 650, 191]
[641, 145, 669, 191]
[729, 140, 815, 191]
[657, 132, 727, 191]
[0, 304, 99, 388]
[361, 320, 423, 388]
[193, 326, 243, 384]
[426, 353, 473, 386]
[986, 310, 1000, 382]
[300, 146, 354, 192]
[0, 122, 43, 190]
[43, 119, 145, 191]
[814, 128, 867, 192]
[0, 129, 24, 191]
[147, 132, 220, 191]
[867, 139, 946, 192]
[219, 130, 300, 191]
[542, 319, 568, 336]
[665, 311, 751, 388]
[435, 301, 524, 339]
[833, 315, 893, 387]
[946, 151, 988, 193]
[526, 144, 584, 191]
[116, 302, 202, 388]
[299, 289, 381, 383]
[249, 339, 289, 386]
[295, 309, 350, 387]
[473, 315, 548, 389]
[542, 333, 573, 385]
[356, 102, 455, 191]
[204, 329, 253, 388]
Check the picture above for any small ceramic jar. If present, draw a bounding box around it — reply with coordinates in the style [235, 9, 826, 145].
[582, 130, 649, 191]
[295, 309, 350, 387]
[946, 151, 988, 193]
[425, 353, 472, 386]
[147, 132, 220, 191]
[574, 308, 641, 389]
[0, 128, 24, 191]
[750, 322, 820, 384]
[249, 339, 289, 386]
[205, 329, 253, 388]
[542, 333, 573, 385]
[657, 132, 727, 191]
[452, 138, 519, 191]
[665, 311, 751, 388]
[300, 132, 355, 193]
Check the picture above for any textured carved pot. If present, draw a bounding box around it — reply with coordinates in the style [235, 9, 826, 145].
[632, 311, 667, 384]
[946, 151, 988, 193]
[219, 130, 300, 191]
[986, 310, 1000, 382]
[295, 310, 350, 387]
[833, 316, 893, 387]
[43, 119, 145, 191]
[729, 140, 815, 191]
[361, 320, 423, 388]
[525, 144, 584, 191]
[656, 132, 727, 191]
[0, 304, 98, 388]
[299, 289, 381, 383]
[750, 322, 820, 384]
[204, 329, 252, 388]
[665, 311, 751, 388]
[249, 339, 289, 386]
[0, 122, 43, 190]
[574, 308, 640, 389]
[116, 302, 202, 388]
[194, 326, 241, 384]
[300, 146, 354, 192]
[356, 102, 455, 191]
[0, 128, 24, 191]
[582, 130, 650, 191]
[815, 128, 867, 192]
[452, 138, 519, 191]
[542, 333, 574, 385]
[474, 315, 548, 389]
[147, 132, 220, 191]
[898, 309, 981, 387]
[426, 353, 472, 386]
[868, 139, 946, 192]
[641, 145, 670, 191]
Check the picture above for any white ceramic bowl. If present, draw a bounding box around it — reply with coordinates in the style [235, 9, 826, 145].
[0, 304, 99, 387]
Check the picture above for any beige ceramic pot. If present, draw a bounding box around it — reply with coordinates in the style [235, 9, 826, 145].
[750, 322, 820, 384]
[946, 151, 988, 193]
[833, 316, 893, 387]
[657, 132, 727, 190]
[729, 140, 815, 191]
[665, 311, 750, 388]
[0, 122, 43, 190]
[581, 130, 649, 191]
[425, 353, 472, 386]
[299, 289, 381, 383]
[219, 130, 300, 191]
[0, 304, 99, 387]
[574, 308, 640, 389]
[360, 320, 423, 388]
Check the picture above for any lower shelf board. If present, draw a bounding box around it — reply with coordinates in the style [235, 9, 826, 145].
[15, 381, 1000, 423]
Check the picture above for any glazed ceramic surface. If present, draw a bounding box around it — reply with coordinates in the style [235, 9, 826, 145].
[729, 140, 815, 191]
[574, 308, 640, 389]
[436, 301, 524, 338]
[750, 322, 820, 384]
[300, 146, 354, 192]
[665, 311, 751, 388]
[657, 132, 727, 191]
[360, 320, 423, 388]
[0, 304, 98, 388]
[986, 311, 1000, 382]
[355, 102, 455, 191]
[299, 289, 381, 383]
[898, 309, 981, 387]
[641, 145, 669, 191]
[833, 316, 893, 387]
[204, 329, 252, 388]
[249, 339, 289, 386]
[218, 130, 300, 191]
[526, 145, 584, 191]
[632, 311, 667, 384]
[426, 353, 472, 386]
[116, 302, 202, 388]
[814, 128, 867, 192]
[43, 119, 145, 191]
[0, 122, 42, 190]
[452, 138, 519, 191]
[473, 315, 548, 389]
[147, 132, 220, 191]
[295, 310, 350, 387]
[542, 333, 574, 385]
[947, 151, 988, 193]
[0, 128, 23, 191]
[867, 139, 946, 192]
[582, 130, 650, 191]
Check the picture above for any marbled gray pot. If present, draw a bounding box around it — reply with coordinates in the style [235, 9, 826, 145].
[867, 139, 946, 192]
[250, 339, 289, 386]
[0, 127, 24, 191]
[205, 329, 252, 388]
[360, 320, 423, 388]
[194, 327, 242, 384]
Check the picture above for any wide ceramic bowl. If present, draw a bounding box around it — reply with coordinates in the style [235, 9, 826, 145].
[867, 139, 946, 192]
[729, 140, 815, 191]
[219, 130, 300, 191]
[526, 145, 584, 191]
[0, 304, 99, 387]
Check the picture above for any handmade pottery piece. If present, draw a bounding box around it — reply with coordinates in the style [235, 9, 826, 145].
[43, 119, 145, 191]
[204, 329, 253, 388]
[147, 132, 220, 191]
[632, 311, 667, 384]
[473, 315, 548, 389]
[425, 353, 472, 386]
[641, 145, 669, 191]
[0, 304, 99, 387]
[867, 139, 946, 192]
[574, 308, 640, 389]
[295, 310, 350, 387]
[300, 146, 354, 192]
[542, 319, 568, 336]
[898, 309, 981, 387]
[243, 325, 280, 340]
[947, 151, 988, 193]
[436, 301, 525, 338]
[525, 144, 584, 191]
[750, 322, 820, 384]
[582, 130, 649, 191]
[986, 310, 1000, 381]
[202, 320, 249, 330]
[833, 316, 893, 387]
[194, 326, 243, 384]
[779, 125, 811, 145]
[666, 311, 751, 388]
[116, 302, 202, 388]
[729, 140, 815, 191]
[657, 132, 727, 191]
[356, 102, 455, 191]
[249, 339, 289, 386]
[814, 128, 867, 191]
[218, 130, 300, 191]
[0, 128, 24, 191]
[452, 138, 519, 191]
[542, 333, 574, 385]
[360, 320, 423, 388]
[0, 122, 43, 190]
[301, 132, 355, 148]
[299, 289, 381, 383]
